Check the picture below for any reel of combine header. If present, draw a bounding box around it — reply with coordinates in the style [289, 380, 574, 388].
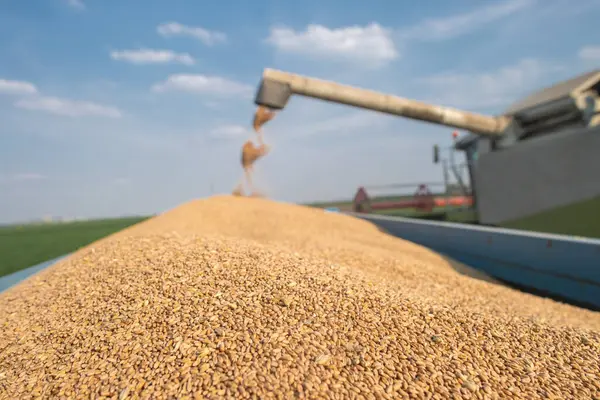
[352, 184, 442, 214]
[353, 187, 372, 213]
[413, 184, 435, 213]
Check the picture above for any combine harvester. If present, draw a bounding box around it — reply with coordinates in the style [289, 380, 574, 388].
[253, 68, 600, 310]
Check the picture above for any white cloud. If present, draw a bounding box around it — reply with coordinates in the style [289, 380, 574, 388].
[152, 74, 253, 97]
[0, 173, 46, 183]
[15, 96, 122, 118]
[1, 78, 121, 118]
[266, 23, 398, 67]
[0, 79, 38, 95]
[157, 22, 227, 46]
[65, 0, 85, 10]
[417, 58, 561, 110]
[264, 1, 532, 66]
[399, 0, 536, 42]
[209, 124, 251, 139]
[110, 49, 195, 65]
[578, 46, 600, 61]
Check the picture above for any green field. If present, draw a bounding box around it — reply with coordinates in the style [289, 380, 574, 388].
[308, 194, 423, 211]
[501, 195, 600, 238]
[307, 195, 479, 223]
[372, 207, 478, 222]
[0, 217, 149, 278]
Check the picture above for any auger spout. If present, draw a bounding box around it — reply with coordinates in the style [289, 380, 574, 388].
[254, 68, 510, 137]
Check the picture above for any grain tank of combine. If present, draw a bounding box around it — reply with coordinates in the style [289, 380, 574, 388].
[254, 68, 600, 231]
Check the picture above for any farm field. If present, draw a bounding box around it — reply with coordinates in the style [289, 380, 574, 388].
[3, 194, 596, 282]
[307, 194, 419, 211]
[309, 195, 600, 238]
[307, 195, 478, 223]
[0, 217, 149, 278]
[373, 207, 478, 222]
[502, 195, 600, 238]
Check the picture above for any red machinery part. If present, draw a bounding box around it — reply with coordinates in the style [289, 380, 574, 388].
[353, 186, 371, 212]
[353, 184, 473, 213]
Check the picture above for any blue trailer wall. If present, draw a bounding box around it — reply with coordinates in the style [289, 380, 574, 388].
[0, 255, 69, 294]
[347, 213, 600, 309]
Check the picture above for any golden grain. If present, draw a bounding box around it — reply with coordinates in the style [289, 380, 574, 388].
[0, 196, 599, 399]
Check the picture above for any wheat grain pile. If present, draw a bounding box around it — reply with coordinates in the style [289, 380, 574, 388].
[1, 196, 599, 400]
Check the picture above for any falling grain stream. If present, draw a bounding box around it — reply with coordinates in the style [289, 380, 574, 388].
[1, 196, 599, 399]
[233, 106, 276, 197]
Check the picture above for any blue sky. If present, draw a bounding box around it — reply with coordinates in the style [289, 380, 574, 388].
[0, 0, 598, 223]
